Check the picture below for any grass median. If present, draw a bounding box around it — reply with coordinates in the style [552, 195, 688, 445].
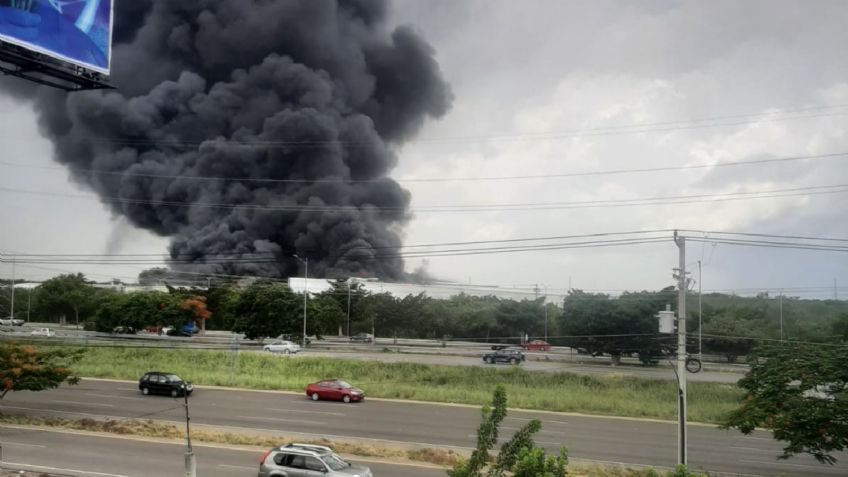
[66, 346, 742, 423]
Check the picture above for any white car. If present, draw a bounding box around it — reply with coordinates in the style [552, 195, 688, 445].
[30, 328, 56, 337]
[263, 340, 301, 354]
[0, 317, 23, 326]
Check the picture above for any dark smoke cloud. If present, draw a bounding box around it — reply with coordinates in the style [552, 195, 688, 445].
[8, 0, 451, 280]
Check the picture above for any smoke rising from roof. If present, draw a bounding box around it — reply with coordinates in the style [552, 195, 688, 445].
[9, 0, 452, 279]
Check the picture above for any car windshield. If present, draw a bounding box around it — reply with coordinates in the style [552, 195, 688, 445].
[336, 381, 352, 388]
[322, 453, 349, 471]
[165, 374, 183, 382]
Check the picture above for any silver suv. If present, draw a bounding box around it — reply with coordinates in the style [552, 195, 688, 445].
[258, 443, 372, 477]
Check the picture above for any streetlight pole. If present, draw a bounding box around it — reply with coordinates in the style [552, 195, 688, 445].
[698, 260, 702, 361]
[347, 278, 352, 337]
[543, 285, 548, 342]
[182, 384, 195, 477]
[9, 257, 15, 320]
[779, 290, 784, 341]
[294, 255, 308, 349]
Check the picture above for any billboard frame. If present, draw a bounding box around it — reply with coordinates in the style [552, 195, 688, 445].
[0, 39, 113, 91]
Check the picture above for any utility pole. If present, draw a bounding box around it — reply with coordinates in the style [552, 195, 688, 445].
[673, 231, 688, 467]
[9, 257, 15, 320]
[347, 278, 352, 337]
[293, 255, 308, 349]
[183, 386, 196, 477]
[835, 278, 838, 300]
[697, 260, 702, 361]
[26, 287, 32, 322]
[779, 290, 784, 341]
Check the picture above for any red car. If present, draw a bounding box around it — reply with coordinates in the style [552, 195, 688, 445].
[305, 379, 365, 403]
[522, 339, 551, 352]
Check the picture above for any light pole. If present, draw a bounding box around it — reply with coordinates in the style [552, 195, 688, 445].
[9, 256, 15, 321]
[347, 278, 352, 337]
[698, 260, 702, 361]
[293, 255, 308, 348]
[543, 285, 548, 342]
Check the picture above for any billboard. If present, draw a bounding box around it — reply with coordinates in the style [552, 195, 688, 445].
[0, 0, 112, 74]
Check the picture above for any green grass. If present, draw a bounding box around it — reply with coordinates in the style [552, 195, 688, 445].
[70, 347, 742, 424]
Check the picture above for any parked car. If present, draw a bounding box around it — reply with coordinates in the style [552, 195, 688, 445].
[0, 317, 24, 326]
[138, 371, 193, 397]
[349, 333, 373, 343]
[30, 328, 56, 337]
[305, 379, 364, 403]
[112, 326, 137, 334]
[521, 339, 551, 352]
[482, 348, 525, 364]
[263, 340, 301, 354]
[259, 443, 372, 477]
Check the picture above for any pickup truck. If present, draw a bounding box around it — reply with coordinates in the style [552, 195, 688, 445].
[30, 328, 56, 337]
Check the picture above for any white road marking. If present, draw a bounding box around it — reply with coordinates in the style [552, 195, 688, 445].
[52, 400, 114, 407]
[1, 441, 47, 448]
[218, 464, 256, 470]
[1, 461, 130, 477]
[237, 415, 327, 426]
[268, 407, 345, 416]
[740, 459, 836, 470]
[85, 393, 145, 401]
[731, 446, 778, 453]
[508, 416, 569, 425]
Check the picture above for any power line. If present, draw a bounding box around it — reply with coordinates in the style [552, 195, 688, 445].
[7, 103, 843, 150]
[2, 151, 845, 184]
[2, 182, 847, 213]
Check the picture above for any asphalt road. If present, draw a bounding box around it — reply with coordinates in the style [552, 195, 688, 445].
[0, 425, 443, 477]
[2, 380, 846, 476]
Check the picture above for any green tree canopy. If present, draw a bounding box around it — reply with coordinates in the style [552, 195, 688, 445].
[723, 342, 848, 464]
[232, 282, 301, 340]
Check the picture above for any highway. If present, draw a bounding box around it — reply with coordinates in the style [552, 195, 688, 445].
[2, 379, 846, 476]
[0, 425, 444, 477]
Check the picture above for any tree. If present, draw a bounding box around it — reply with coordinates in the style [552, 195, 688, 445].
[560, 288, 675, 365]
[232, 282, 301, 340]
[722, 342, 848, 464]
[447, 385, 568, 477]
[33, 274, 100, 326]
[180, 295, 212, 333]
[0, 343, 83, 399]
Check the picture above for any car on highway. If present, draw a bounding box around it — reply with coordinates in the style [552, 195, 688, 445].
[349, 332, 373, 343]
[259, 443, 372, 477]
[263, 340, 301, 354]
[521, 339, 551, 352]
[138, 371, 193, 397]
[30, 327, 56, 337]
[305, 379, 364, 403]
[482, 348, 525, 364]
[111, 326, 137, 334]
[0, 317, 24, 326]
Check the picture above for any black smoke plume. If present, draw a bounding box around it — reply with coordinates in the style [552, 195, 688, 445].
[9, 0, 451, 280]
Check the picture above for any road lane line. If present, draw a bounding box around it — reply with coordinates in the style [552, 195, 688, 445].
[219, 464, 255, 470]
[85, 393, 145, 401]
[237, 415, 327, 426]
[0, 461, 130, 477]
[0, 441, 47, 448]
[52, 400, 114, 407]
[508, 416, 569, 425]
[740, 459, 837, 471]
[268, 407, 345, 416]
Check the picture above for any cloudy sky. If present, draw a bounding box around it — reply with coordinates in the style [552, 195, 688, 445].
[1, 0, 847, 299]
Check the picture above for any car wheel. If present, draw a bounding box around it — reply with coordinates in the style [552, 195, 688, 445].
[485, 357, 493, 364]
[311, 393, 320, 401]
[141, 387, 149, 395]
[510, 357, 519, 364]
[343, 395, 351, 403]
[171, 389, 179, 398]
[263, 347, 271, 352]
[284, 349, 291, 355]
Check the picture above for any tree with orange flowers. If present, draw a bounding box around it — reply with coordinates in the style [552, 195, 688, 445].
[180, 295, 212, 334]
[0, 343, 83, 400]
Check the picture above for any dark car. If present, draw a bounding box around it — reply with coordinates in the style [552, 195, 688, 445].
[305, 379, 364, 403]
[483, 348, 525, 364]
[138, 371, 193, 397]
